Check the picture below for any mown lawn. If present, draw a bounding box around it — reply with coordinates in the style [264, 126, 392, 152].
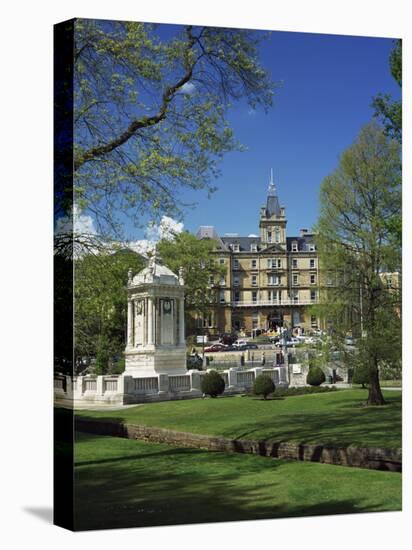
[73, 432, 401, 530]
[76, 389, 402, 449]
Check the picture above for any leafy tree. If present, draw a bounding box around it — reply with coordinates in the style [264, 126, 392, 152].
[253, 374, 275, 399]
[74, 248, 144, 371]
[157, 231, 226, 323]
[201, 370, 225, 397]
[352, 363, 369, 389]
[372, 39, 402, 143]
[69, 20, 275, 236]
[315, 122, 401, 405]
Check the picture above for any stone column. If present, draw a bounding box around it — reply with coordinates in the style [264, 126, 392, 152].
[179, 298, 185, 345]
[127, 300, 133, 347]
[147, 297, 154, 345]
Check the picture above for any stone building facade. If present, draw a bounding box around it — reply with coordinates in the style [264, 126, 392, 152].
[193, 175, 321, 336]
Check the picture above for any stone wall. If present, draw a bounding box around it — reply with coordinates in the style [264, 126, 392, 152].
[75, 417, 402, 473]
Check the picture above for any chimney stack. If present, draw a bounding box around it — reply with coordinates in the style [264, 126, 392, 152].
[300, 228, 308, 237]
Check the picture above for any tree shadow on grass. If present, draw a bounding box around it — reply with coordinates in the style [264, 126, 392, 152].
[73, 433, 400, 531]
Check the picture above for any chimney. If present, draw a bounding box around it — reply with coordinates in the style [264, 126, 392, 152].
[300, 228, 308, 237]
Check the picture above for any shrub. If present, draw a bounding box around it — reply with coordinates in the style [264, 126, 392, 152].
[201, 370, 225, 397]
[352, 364, 369, 388]
[253, 374, 275, 399]
[274, 385, 337, 398]
[306, 366, 326, 386]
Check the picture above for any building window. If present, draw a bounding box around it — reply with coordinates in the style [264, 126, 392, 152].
[250, 243, 257, 252]
[292, 274, 299, 286]
[219, 290, 225, 303]
[267, 258, 281, 269]
[203, 315, 213, 328]
[386, 278, 392, 288]
[310, 290, 316, 302]
[252, 291, 257, 303]
[252, 316, 259, 329]
[326, 277, 333, 286]
[209, 275, 214, 285]
[233, 259, 239, 269]
[311, 315, 317, 328]
[292, 259, 298, 269]
[251, 259, 257, 269]
[292, 241, 298, 252]
[310, 259, 315, 268]
[231, 243, 239, 252]
[251, 275, 257, 286]
[267, 231, 272, 243]
[310, 274, 316, 284]
[220, 276, 226, 286]
[268, 274, 279, 286]
[234, 291, 240, 302]
[233, 276, 239, 286]
[275, 228, 280, 243]
[219, 258, 225, 264]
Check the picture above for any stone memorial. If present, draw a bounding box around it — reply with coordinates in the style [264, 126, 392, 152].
[124, 249, 187, 377]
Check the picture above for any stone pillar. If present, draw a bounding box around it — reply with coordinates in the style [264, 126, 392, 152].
[179, 298, 185, 345]
[228, 368, 238, 388]
[158, 373, 169, 394]
[96, 375, 104, 396]
[127, 300, 133, 347]
[189, 370, 202, 392]
[147, 297, 154, 345]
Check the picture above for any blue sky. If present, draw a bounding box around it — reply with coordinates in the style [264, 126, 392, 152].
[128, 28, 399, 240]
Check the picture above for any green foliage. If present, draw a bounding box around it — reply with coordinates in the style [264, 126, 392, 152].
[306, 367, 326, 387]
[70, 20, 275, 235]
[352, 364, 369, 388]
[200, 370, 225, 397]
[157, 231, 226, 316]
[315, 122, 401, 404]
[274, 386, 338, 397]
[253, 374, 275, 399]
[372, 39, 402, 143]
[74, 248, 144, 369]
[95, 335, 111, 375]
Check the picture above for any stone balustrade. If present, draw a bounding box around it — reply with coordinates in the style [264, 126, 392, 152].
[54, 365, 291, 405]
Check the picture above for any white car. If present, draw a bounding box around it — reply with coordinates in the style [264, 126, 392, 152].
[233, 339, 248, 348]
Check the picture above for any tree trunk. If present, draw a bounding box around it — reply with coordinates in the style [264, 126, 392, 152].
[367, 361, 386, 405]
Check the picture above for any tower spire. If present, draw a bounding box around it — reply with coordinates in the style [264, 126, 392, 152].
[268, 168, 276, 196]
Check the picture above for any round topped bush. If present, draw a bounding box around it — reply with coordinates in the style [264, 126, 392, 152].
[306, 366, 326, 386]
[253, 374, 275, 399]
[201, 370, 225, 398]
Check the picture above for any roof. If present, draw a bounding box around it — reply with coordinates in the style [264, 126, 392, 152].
[266, 195, 281, 217]
[130, 263, 181, 287]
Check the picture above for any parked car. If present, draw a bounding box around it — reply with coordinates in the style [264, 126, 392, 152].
[233, 339, 248, 348]
[204, 343, 227, 353]
[274, 337, 299, 348]
[235, 343, 259, 351]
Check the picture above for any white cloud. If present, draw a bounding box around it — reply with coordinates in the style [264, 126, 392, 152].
[127, 216, 184, 257]
[55, 204, 97, 236]
[179, 82, 196, 95]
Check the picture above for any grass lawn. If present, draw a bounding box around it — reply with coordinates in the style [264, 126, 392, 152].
[77, 389, 402, 449]
[379, 380, 402, 387]
[73, 431, 401, 530]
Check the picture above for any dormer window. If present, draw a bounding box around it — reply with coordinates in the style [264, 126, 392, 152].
[292, 241, 298, 252]
[231, 243, 240, 252]
[250, 243, 257, 252]
[309, 244, 315, 252]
